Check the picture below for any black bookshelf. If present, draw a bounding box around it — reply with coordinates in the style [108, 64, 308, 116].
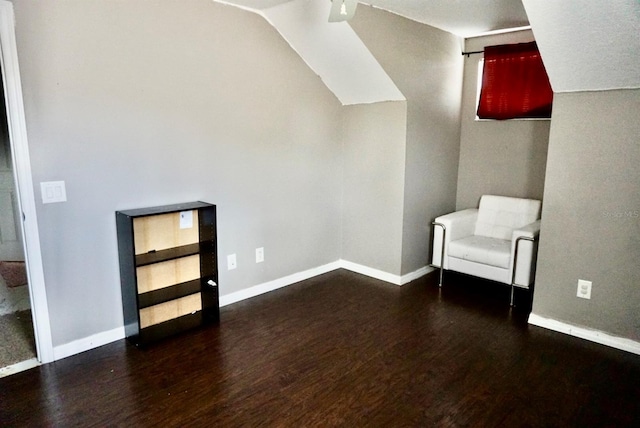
[116, 202, 219, 346]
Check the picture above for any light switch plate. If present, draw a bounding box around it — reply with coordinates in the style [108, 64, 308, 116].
[40, 181, 67, 204]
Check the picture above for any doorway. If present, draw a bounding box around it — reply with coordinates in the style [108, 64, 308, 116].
[0, 69, 36, 370]
[0, 0, 53, 374]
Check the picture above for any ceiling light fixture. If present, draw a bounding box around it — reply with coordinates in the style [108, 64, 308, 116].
[329, 0, 358, 23]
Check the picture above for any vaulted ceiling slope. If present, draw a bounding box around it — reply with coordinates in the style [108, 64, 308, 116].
[370, 0, 640, 92]
[216, 1, 640, 95]
[220, 0, 530, 37]
[362, 0, 530, 37]
[523, 0, 640, 92]
[213, 0, 404, 105]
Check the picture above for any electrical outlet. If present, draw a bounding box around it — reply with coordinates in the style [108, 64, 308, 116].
[577, 279, 592, 299]
[227, 254, 237, 270]
[256, 247, 264, 263]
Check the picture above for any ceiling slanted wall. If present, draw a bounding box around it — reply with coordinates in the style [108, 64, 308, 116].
[523, 0, 640, 92]
[363, 0, 530, 37]
[214, 0, 405, 105]
[523, 0, 640, 349]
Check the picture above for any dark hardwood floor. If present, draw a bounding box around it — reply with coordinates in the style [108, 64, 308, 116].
[2, 269, 639, 427]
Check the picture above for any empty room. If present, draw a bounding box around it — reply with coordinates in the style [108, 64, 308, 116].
[1, 0, 639, 425]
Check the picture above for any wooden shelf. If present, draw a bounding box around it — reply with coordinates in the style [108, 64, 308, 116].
[135, 243, 200, 267]
[137, 279, 201, 309]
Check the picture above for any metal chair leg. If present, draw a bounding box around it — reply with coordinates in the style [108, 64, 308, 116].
[432, 222, 446, 287]
[510, 235, 536, 307]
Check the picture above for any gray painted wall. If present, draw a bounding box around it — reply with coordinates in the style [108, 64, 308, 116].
[13, 0, 344, 347]
[456, 30, 550, 210]
[341, 101, 407, 275]
[11, 1, 467, 349]
[533, 89, 640, 342]
[349, 6, 463, 274]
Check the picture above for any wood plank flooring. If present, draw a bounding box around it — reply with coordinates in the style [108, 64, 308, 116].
[1, 269, 639, 426]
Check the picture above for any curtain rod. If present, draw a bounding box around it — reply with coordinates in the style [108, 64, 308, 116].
[461, 50, 483, 57]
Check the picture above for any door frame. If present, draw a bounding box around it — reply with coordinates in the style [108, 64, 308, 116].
[0, 1, 54, 363]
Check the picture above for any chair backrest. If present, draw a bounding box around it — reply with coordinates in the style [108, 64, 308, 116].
[474, 195, 541, 240]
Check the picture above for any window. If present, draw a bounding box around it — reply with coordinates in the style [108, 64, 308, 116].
[477, 42, 553, 120]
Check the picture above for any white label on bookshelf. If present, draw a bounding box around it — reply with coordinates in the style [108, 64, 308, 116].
[179, 211, 193, 229]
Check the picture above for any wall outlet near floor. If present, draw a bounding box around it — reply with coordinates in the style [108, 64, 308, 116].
[227, 254, 237, 270]
[256, 247, 264, 263]
[577, 279, 592, 299]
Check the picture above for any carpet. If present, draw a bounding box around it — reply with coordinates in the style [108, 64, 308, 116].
[0, 309, 36, 368]
[0, 261, 27, 288]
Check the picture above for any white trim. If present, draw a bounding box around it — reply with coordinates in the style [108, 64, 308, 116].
[528, 313, 640, 356]
[466, 25, 532, 39]
[49, 261, 432, 360]
[554, 86, 640, 94]
[338, 260, 434, 286]
[219, 260, 433, 307]
[0, 1, 54, 363]
[220, 261, 341, 307]
[0, 357, 39, 378]
[53, 326, 125, 361]
[338, 259, 401, 284]
[399, 265, 435, 285]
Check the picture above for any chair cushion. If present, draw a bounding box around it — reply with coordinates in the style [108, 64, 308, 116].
[448, 236, 511, 269]
[474, 195, 541, 240]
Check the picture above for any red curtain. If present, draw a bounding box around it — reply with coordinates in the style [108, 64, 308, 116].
[477, 42, 553, 120]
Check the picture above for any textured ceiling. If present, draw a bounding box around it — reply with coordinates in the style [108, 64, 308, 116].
[218, 0, 530, 37]
[362, 0, 530, 37]
[213, 0, 405, 105]
[217, 1, 640, 93]
[523, 0, 640, 92]
[220, 0, 291, 9]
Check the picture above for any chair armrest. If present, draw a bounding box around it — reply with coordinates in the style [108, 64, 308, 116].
[512, 219, 541, 240]
[510, 220, 541, 287]
[432, 209, 478, 268]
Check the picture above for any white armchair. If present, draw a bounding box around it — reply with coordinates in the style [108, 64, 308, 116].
[432, 195, 541, 305]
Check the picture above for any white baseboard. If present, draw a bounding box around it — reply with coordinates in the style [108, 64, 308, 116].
[338, 260, 402, 284]
[53, 326, 125, 361]
[219, 260, 433, 307]
[528, 313, 640, 356]
[50, 260, 433, 362]
[0, 358, 39, 378]
[51, 262, 339, 361]
[338, 260, 434, 285]
[399, 265, 435, 285]
[219, 261, 341, 307]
